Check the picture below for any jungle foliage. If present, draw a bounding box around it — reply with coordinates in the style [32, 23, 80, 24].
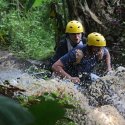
[0, 0, 125, 125]
[0, 0, 125, 64]
[0, 85, 78, 125]
[0, 0, 56, 59]
[0, 95, 33, 125]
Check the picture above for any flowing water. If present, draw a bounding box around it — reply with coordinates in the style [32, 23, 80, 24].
[0, 51, 125, 125]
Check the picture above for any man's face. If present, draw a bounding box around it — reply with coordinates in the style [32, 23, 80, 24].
[91, 46, 103, 54]
[69, 33, 82, 44]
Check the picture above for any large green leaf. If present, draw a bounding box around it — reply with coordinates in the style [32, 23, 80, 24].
[28, 93, 76, 125]
[0, 96, 34, 125]
[33, 0, 43, 7]
[26, 0, 44, 11]
[29, 100, 65, 125]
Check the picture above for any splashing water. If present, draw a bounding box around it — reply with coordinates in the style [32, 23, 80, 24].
[87, 67, 125, 118]
[0, 54, 125, 124]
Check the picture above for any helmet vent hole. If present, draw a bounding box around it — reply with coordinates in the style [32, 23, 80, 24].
[96, 39, 100, 41]
[70, 26, 73, 28]
[78, 26, 80, 28]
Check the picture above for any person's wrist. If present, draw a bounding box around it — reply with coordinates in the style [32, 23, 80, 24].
[66, 75, 72, 80]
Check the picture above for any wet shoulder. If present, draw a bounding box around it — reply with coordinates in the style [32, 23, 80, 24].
[103, 47, 109, 56]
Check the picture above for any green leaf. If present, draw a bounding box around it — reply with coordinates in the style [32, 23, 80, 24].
[0, 96, 34, 125]
[26, 0, 36, 11]
[33, 0, 43, 7]
[62, 104, 75, 109]
[41, 92, 59, 101]
[26, 0, 44, 10]
[29, 100, 66, 125]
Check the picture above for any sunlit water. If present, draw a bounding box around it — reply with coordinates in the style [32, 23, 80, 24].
[0, 68, 22, 82]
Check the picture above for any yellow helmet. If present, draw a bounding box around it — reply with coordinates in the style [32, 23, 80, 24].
[65, 20, 85, 33]
[87, 32, 106, 46]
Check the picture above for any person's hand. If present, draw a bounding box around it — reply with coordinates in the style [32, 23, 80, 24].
[70, 77, 80, 83]
[75, 49, 84, 64]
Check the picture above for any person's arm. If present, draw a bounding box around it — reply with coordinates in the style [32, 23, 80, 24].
[105, 50, 112, 72]
[97, 48, 112, 72]
[52, 59, 71, 79]
[52, 49, 81, 83]
[75, 49, 84, 64]
[52, 59, 80, 83]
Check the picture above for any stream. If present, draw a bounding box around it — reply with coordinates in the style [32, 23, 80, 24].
[0, 50, 125, 125]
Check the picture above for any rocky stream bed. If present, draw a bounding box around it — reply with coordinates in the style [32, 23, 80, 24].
[0, 50, 125, 125]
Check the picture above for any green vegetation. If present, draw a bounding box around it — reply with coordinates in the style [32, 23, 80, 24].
[28, 92, 77, 125]
[0, 95, 33, 125]
[0, 88, 79, 125]
[0, 0, 56, 60]
[16, 91, 78, 125]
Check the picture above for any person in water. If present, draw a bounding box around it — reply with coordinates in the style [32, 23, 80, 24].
[50, 20, 86, 67]
[52, 32, 112, 83]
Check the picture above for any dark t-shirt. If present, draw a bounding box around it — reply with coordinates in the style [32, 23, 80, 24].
[60, 45, 109, 77]
[50, 36, 86, 67]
